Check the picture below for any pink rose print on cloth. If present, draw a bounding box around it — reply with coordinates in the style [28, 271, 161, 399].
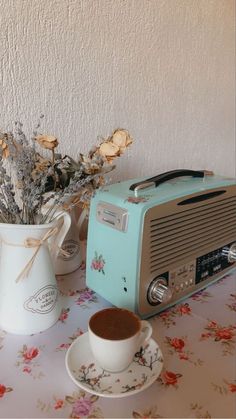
[75, 287, 98, 308]
[165, 336, 203, 366]
[169, 337, 185, 351]
[0, 384, 13, 398]
[59, 307, 70, 323]
[200, 320, 236, 355]
[71, 396, 93, 417]
[226, 293, 236, 312]
[60, 285, 98, 305]
[16, 345, 44, 379]
[157, 369, 183, 388]
[56, 328, 84, 352]
[54, 399, 64, 409]
[158, 302, 192, 328]
[132, 406, 162, 418]
[91, 252, 105, 274]
[23, 347, 39, 361]
[37, 390, 103, 418]
[228, 383, 236, 392]
[190, 403, 211, 419]
[190, 289, 212, 302]
[212, 379, 236, 395]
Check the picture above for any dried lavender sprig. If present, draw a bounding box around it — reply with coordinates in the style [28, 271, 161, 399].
[14, 121, 28, 146]
[0, 148, 23, 223]
[1, 184, 22, 223]
[4, 132, 41, 223]
[0, 199, 11, 223]
[24, 167, 52, 223]
[0, 118, 113, 225]
[39, 173, 97, 224]
[31, 114, 44, 147]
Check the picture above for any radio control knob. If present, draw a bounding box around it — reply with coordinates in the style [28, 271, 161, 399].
[148, 277, 173, 305]
[222, 243, 236, 263]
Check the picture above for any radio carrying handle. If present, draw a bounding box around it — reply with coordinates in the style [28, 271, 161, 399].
[129, 169, 213, 195]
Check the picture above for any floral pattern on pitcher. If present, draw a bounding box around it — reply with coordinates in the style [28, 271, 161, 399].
[91, 252, 105, 274]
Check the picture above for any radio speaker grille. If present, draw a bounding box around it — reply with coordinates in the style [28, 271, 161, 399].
[149, 196, 236, 273]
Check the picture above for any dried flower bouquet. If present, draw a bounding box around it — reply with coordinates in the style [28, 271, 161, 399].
[0, 117, 133, 225]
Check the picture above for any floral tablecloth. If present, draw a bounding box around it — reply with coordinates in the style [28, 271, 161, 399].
[0, 267, 236, 418]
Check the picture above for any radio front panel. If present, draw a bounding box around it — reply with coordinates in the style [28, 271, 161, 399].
[139, 185, 236, 317]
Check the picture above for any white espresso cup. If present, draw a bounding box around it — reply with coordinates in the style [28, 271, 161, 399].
[88, 307, 152, 373]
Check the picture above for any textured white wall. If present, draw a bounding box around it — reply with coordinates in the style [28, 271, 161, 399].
[0, 0, 235, 181]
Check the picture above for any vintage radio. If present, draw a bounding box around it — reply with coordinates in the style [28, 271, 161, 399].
[86, 169, 236, 318]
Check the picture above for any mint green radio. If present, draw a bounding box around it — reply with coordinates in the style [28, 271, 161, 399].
[86, 169, 236, 318]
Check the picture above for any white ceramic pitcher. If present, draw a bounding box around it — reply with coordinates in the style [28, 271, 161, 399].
[0, 212, 71, 335]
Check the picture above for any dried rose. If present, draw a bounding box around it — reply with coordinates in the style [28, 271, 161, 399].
[31, 155, 51, 179]
[35, 135, 58, 150]
[97, 129, 133, 162]
[111, 129, 133, 153]
[98, 141, 120, 163]
[80, 155, 102, 174]
[99, 141, 120, 156]
[0, 139, 9, 159]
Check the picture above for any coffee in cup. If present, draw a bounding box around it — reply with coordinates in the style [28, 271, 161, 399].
[88, 307, 152, 372]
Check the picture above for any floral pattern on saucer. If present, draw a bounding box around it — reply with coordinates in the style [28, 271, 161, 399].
[66, 333, 163, 398]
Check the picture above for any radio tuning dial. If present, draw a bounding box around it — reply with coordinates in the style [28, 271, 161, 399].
[222, 243, 236, 263]
[148, 277, 173, 305]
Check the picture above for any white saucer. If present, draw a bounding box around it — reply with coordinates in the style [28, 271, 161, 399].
[65, 332, 164, 398]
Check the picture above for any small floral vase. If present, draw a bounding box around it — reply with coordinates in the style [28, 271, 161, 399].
[0, 212, 70, 335]
[54, 207, 85, 275]
[42, 196, 87, 275]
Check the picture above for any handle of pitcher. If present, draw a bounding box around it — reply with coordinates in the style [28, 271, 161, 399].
[77, 208, 88, 238]
[52, 210, 71, 260]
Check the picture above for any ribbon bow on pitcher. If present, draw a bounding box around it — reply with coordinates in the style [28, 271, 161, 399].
[2, 226, 59, 283]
